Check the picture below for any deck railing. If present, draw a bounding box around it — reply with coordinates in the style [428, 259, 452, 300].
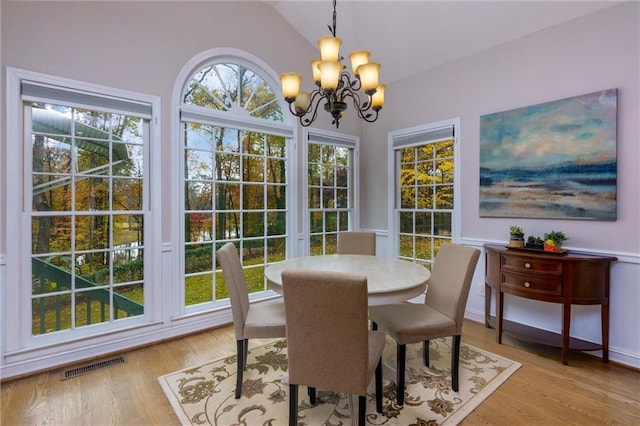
[32, 257, 144, 333]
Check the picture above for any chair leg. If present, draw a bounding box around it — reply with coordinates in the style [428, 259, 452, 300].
[243, 339, 249, 370]
[375, 358, 383, 413]
[308, 386, 316, 405]
[358, 395, 366, 426]
[397, 343, 406, 406]
[452, 335, 461, 392]
[235, 339, 245, 399]
[289, 384, 298, 426]
[423, 340, 430, 366]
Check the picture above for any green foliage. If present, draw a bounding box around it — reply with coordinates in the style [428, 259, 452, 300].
[544, 230, 567, 244]
[527, 235, 544, 245]
[509, 225, 524, 235]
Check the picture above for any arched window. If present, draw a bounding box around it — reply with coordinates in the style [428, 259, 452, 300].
[176, 49, 294, 313]
[183, 62, 283, 121]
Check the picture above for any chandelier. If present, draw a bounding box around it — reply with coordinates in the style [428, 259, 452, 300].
[279, 0, 385, 128]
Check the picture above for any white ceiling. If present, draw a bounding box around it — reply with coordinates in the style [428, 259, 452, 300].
[266, 0, 622, 84]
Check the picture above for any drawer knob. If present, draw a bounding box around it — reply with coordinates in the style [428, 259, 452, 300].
[525, 262, 531, 269]
[524, 282, 531, 288]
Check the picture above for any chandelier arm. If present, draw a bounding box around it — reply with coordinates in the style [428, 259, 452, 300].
[287, 89, 324, 126]
[345, 89, 379, 122]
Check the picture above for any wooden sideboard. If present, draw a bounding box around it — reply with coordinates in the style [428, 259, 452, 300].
[484, 244, 617, 365]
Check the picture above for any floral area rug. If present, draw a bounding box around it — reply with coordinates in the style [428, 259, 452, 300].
[158, 337, 520, 425]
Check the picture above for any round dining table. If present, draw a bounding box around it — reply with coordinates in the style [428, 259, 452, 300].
[264, 254, 430, 305]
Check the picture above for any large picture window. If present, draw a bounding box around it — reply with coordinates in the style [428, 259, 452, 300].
[6, 71, 158, 346]
[178, 52, 292, 312]
[30, 104, 148, 334]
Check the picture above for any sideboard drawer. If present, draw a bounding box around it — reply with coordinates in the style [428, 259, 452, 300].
[502, 272, 563, 297]
[501, 254, 562, 276]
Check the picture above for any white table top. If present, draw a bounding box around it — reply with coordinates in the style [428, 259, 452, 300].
[265, 254, 430, 305]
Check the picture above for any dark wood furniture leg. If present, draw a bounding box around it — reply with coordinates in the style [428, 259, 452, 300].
[562, 302, 571, 365]
[485, 283, 492, 328]
[496, 289, 504, 344]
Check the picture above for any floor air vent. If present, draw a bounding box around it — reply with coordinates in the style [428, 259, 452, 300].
[60, 355, 126, 380]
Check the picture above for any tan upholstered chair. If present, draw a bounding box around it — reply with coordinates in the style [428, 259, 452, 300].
[216, 242, 286, 399]
[369, 243, 480, 405]
[337, 231, 376, 255]
[281, 269, 385, 426]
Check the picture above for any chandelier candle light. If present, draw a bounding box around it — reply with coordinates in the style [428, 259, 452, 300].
[279, 0, 385, 128]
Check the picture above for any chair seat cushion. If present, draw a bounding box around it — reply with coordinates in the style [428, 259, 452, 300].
[369, 303, 457, 345]
[244, 302, 287, 339]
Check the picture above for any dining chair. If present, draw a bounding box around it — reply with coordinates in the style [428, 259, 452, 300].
[337, 231, 376, 255]
[281, 268, 385, 426]
[216, 242, 287, 399]
[369, 242, 480, 406]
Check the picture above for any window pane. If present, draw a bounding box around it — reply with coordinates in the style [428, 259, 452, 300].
[416, 212, 431, 235]
[75, 177, 110, 211]
[267, 237, 286, 263]
[185, 244, 214, 274]
[113, 178, 142, 210]
[243, 184, 264, 209]
[243, 155, 265, 182]
[76, 215, 109, 251]
[399, 211, 413, 234]
[32, 216, 72, 254]
[395, 137, 455, 265]
[185, 213, 213, 242]
[28, 99, 149, 336]
[266, 184, 285, 209]
[267, 211, 286, 236]
[32, 255, 72, 296]
[325, 211, 337, 233]
[243, 212, 264, 237]
[32, 294, 71, 335]
[215, 183, 239, 210]
[401, 186, 415, 208]
[185, 273, 213, 306]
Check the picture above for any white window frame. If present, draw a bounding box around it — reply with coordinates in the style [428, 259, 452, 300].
[4, 67, 161, 352]
[387, 118, 461, 258]
[171, 48, 296, 316]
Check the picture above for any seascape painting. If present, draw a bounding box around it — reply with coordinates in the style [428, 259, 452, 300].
[479, 89, 617, 220]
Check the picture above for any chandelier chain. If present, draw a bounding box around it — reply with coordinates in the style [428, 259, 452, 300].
[329, 0, 337, 37]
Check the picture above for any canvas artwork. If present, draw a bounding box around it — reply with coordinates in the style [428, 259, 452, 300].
[479, 89, 617, 220]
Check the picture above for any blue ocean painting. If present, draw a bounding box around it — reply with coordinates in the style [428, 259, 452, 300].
[479, 89, 617, 220]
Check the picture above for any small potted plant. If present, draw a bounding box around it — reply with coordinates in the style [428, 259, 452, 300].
[508, 225, 525, 248]
[526, 235, 544, 250]
[543, 231, 567, 252]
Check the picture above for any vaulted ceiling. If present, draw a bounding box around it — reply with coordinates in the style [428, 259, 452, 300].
[266, 1, 621, 84]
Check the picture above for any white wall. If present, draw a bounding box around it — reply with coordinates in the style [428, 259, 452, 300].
[361, 2, 640, 367]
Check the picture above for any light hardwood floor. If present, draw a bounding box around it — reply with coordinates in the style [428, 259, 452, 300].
[2, 319, 639, 425]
